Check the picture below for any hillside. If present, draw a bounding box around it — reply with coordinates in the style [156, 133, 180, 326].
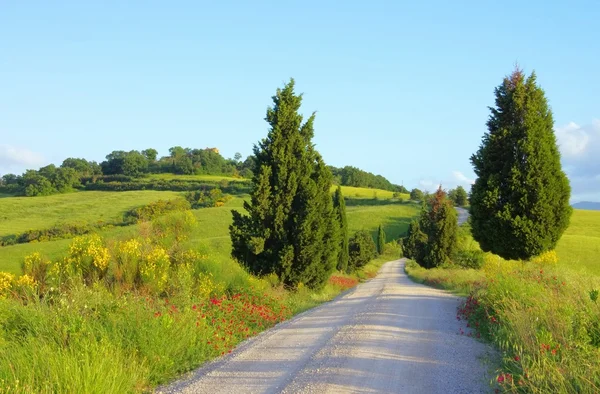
[0, 186, 419, 275]
[572, 201, 600, 210]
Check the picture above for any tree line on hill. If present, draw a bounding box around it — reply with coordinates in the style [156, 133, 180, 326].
[0, 149, 406, 198]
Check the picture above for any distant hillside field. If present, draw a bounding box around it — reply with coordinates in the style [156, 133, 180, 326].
[0, 190, 180, 237]
[0, 190, 420, 275]
[572, 201, 600, 211]
[556, 209, 600, 275]
[148, 174, 248, 182]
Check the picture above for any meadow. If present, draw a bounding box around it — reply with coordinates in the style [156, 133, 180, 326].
[0, 189, 419, 275]
[0, 191, 180, 237]
[555, 209, 600, 275]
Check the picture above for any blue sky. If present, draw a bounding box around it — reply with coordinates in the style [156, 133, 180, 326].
[1, 1, 598, 201]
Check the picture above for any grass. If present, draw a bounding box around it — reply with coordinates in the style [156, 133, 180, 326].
[334, 185, 410, 201]
[0, 188, 420, 275]
[0, 206, 403, 393]
[555, 209, 600, 275]
[0, 191, 181, 237]
[148, 174, 248, 182]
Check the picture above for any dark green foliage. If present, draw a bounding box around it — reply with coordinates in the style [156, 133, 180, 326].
[348, 230, 377, 271]
[101, 150, 149, 177]
[377, 225, 386, 255]
[142, 148, 159, 162]
[184, 188, 231, 208]
[470, 69, 572, 260]
[402, 220, 427, 262]
[404, 188, 458, 268]
[230, 79, 338, 289]
[448, 186, 468, 207]
[22, 171, 55, 197]
[410, 188, 424, 201]
[329, 165, 406, 192]
[333, 186, 349, 272]
[61, 158, 102, 177]
[125, 198, 191, 222]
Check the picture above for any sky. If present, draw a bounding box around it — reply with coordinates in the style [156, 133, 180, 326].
[1, 1, 599, 202]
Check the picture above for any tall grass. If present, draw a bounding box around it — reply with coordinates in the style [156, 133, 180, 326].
[406, 250, 600, 393]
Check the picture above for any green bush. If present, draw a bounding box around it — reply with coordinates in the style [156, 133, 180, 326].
[348, 230, 377, 271]
[126, 198, 191, 222]
[184, 188, 231, 208]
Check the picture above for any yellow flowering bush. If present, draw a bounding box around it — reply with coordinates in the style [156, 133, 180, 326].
[22, 252, 50, 287]
[0, 272, 14, 297]
[531, 250, 558, 266]
[13, 274, 36, 296]
[66, 235, 111, 282]
[197, 272, 216, 299]
[141, 246, 171, 293]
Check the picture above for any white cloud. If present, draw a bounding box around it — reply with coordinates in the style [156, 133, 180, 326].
[0, 144, 45, 173]
[556, 121, 592, 158]
[452, 171, 475, 186]
[555, 120, 600, 202]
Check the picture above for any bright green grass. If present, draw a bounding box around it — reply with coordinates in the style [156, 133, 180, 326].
[148, 173, 247, 182]
[347, 203, 420, 240]
[556, 209, 600, 275]
[333, 185, 409, 200]
[0, 190, 181, 237]
[0, 191, 420, 275]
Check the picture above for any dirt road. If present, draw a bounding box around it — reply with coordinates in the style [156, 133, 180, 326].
[161, 258, 493, 394]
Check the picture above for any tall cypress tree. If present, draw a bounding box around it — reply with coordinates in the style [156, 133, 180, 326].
[230, 79, 338, 289]
[377, 225, 386, 255]
[470, 69, 572, 260]
[333, 186, 349, 272]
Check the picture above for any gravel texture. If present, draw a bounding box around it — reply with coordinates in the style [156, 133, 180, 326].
[159, 257, 494, 394]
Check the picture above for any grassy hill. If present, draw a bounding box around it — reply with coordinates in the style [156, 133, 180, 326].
[556, 209, 600, 275]
[0, 186, 420, 274]
[0, 190, 181, 237]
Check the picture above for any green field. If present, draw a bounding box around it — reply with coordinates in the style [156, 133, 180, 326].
[0, 190, 181, 237]
[556, 209, 600, 275]
[335, 185, 409, 200]
[0, 190, 420, 275]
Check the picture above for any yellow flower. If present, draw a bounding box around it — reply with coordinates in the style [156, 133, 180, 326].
[531, 250, 558, 265]
[0, 272, 14, 297]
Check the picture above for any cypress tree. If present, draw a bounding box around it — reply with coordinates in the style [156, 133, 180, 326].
[420, 187, 458, 268]
[333, 186, 349, 272]
[377, 225, 386, 255]
[229, 79, 338, 289]
[470, 69, 572, 260]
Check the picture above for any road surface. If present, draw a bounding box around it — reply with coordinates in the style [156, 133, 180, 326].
[161, 258, 493, 393]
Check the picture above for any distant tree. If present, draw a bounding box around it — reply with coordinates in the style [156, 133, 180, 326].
[230, 79, 338, 289]
[448, 186, 468, 207]
[410, 188, 424, 201]
[234, 152, 242, 162]
[1, 174, 19, 185]
[61, 158, 102, 177]
[101, 150, 148, 176]
[418, 187, 458, 268]
[470, 69, 572, 260]
[22, 170, 55, 197]
[333, 186, 349, 272]
[377, 225, 386, 255]
[454, 186, 468, 207]
[348, 230, 377, 271]
[142, 148, 158, 162]
[402, 220, 427, 262]
[51, 167, 81, 192]
[396, 185, 409, 194]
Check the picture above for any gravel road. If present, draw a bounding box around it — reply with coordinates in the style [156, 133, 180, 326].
[160, 258, 494, 393]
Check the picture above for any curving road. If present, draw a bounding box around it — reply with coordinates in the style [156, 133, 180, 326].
[160, 257, 493, 394]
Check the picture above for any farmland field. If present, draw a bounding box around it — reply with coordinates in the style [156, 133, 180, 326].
[0, 190, 181, 237]
[148, 173, 248, 182]
[556, 209, 600, 275]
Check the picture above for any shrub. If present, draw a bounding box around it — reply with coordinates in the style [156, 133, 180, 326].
[22, 252, 50, 291]
[348, 230, 377, 271]
[452, 249, 485, 269]
[126, 198, 191, 222]
[184, 188, 231, 208]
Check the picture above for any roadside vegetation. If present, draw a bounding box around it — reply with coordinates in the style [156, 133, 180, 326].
[404, 68, 597, 393]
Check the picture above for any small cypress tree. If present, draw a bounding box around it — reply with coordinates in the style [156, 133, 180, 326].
[377, 225, 386, 255]
[230, 79, 338, 289]
[420, 187, 458, 268]
[333, 186, 349, 272]
[470, 69, 572, 260]
[454, 186, 468, 207]
[403, 219, 427, 261]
